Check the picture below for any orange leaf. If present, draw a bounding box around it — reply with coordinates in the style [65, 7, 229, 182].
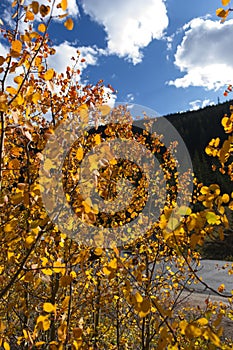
[64, 18, 74, 30]
[61, 0, 68, 11]
[25, 11, 34, 21]
[222, 0, 230, 6]
[216, 8, 229, 18]
[38, 23, 46, 33]
[11, 40, 22, 53]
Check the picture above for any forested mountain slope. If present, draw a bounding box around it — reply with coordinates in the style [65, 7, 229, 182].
[164, 100, 233, 193]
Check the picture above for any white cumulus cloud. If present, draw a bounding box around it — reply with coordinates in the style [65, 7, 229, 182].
[168, 18, 233, 90]
[80, 0, 169, 64]
[189, 99, 214, 111]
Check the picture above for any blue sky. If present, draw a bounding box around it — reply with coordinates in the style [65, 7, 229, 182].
[1, 0, 233, 116]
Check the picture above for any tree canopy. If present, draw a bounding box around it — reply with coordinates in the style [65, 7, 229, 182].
[0, 1, 232, 349]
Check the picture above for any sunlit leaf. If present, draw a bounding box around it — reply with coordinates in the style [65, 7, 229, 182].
[94, 247, 103, 256]
[36, 315, 51, 331]
[25, 11, 34, 21]
[11, 40, 22, 57]
[44, 68, 55, 81]
[38, 23, 46, 33]
[43, 302, 55, 313]
[3, 342, 10, 350]
[64, 18, 74, 30]
[222, 0, 230, 6]
[76, 147, 84, 161]
[216, 7, 229, 18]
[61, 0, 68, 11]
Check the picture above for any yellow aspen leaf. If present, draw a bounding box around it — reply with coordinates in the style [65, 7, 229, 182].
[61, 0, 68, 11]
[38, 23, 46, 33]
[108, 258, 117, 269]
[42, 268, 53, 275]
[76, 147, 84, 161]
[222, 193, 229, 203]
[216, 8, 229, 18]
[185, 323, 202, 338]
[15, 93, 24, 105]
[206, 211, 221, 225]
[94, 247, 103, 256]
[53, 260, 65, 274]
[222, 0, 230, 5]
[31, 1, 39, 14]
[23, 329, 29, 339]
[94, 134, 101, 145]
[25, 11, 34, 21]
[72, 340, 82, 349]
[3, 342, 10, 350]
[109, 158, 117, 165]
[32, 92, 41, 104]
[197, 317, 208, 326]
[64, 18, 74, 30]
[179, 320, 188, 335]
[82, 198, 92, 214]
[43, 302, 55, 313]
[25, 235, 34, 246]
[36, 315, 51, 331]
[44, 68, 55, 81]
[70, 270, 77, 279]
[159, 214, 167, 229]
[14, 76, 23, 84]
[206, 328, 221, 347]
[135, 291, 143, 303]
[6, 86, 17, 95]
[102, 267, 111, 275]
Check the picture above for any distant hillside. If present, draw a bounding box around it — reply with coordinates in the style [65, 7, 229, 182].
[163, 100, 233, 193]
[164, 101, 233, 260]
